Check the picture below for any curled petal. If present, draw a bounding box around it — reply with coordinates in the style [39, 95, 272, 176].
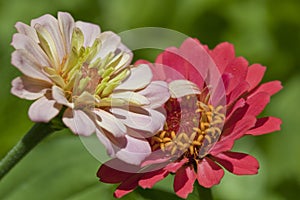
[112, 91, 150, 106]
[11, 76, 51, 100]
[197, 157, 224, 188]
[213, 152, 259, 175]
[63, 108, 95, 136]
[97, 31, 121, 58]
[169, 80, 200, 98]
[52, 85, 73, 107]
[174, 166, 197, 199]
[115, 64, 152, 91]
[94, 109, 127, 137]
[29, 96, 61, 122]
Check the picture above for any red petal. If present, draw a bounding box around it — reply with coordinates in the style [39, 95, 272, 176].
[247, 117, 282, 135]
[165, 158, 188, 173]
[246, 92, 270, 116]
[114, 174, 142, 198]
[252, 80, 283, 96]
[246, 64, 266, 91]
[197, 157, 224, 188]
[213, 152, 259, 175]
[210, 42, 236, 74]
[97, 159, 141, 183]
[174, 166, 197, 199]
[227, 81, 249, 106]
[139, 169, 169, 189]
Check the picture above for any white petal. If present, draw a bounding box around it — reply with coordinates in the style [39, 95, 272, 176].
[63, 108, 95, 136]
[11, 33, 50, 67]
[96, 129, 115, 157]
[75, 21, 101, 47]
[138, 81, 170, 109]
[29, 96, 61, 122]
[11, 76, 51, 100]
[11, 50, 51, 82]
[115, 135, 151, 165]
[94, 109, 127, 137]
[15, 22, 39, 42]
[115, 64, 152, 91]
[169, 80, 200, 98]
[111, 107, 165, 133]
[58, 12, 75, 54]
[31, 14, 65, 61]
[111, 91, 150, 105]
[96, 31, 120, 58]
[52, 85, 73, 107]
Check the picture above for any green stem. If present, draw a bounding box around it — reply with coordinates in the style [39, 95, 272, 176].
[0, 123, 56, 180]
[194, 183, 213, 200]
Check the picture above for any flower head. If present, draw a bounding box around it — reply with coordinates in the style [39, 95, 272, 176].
[97, 38, 282, 198]
[11, 12, 169, 165]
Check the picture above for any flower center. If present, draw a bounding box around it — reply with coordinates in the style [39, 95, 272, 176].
[151, 95, 225, 159]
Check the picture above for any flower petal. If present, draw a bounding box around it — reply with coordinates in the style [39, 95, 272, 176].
[115, 64, 152, 91]
[75, 21, 101, 47]
[94, 109, 127, 137]
[112, 91, 150, 106]
[95, 128, 115, 157]
[52, 85, 73, 107]
[15, 22, 39, 42]
[63, 108, 95, 136]
[169, 80, 201, 98]
[174, 166, 197, 199]
[139, 169, 168, 189]
[114, 175, 141, 198]
[97, 31, 121, 58]
[115, 135, 151, 166]
[246, 64, 266, 91]
[58, 12, 75, 53]
[210, 42, 235, 74]
[29, 96, 61, 122]
[197, 157, 224, 188]
[11, 76, 51, 100]
[11, 50, 51, 82]
[213, 152, 259, 175]
[138, 81, 170, 109]
[165, 158, 188, 173]
[111, 107, 165, 133]
[247, 117, 282, 136]
[251, 80, 283, 96]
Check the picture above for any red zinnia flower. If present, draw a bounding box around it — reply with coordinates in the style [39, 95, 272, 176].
[97, 38, 282, 198]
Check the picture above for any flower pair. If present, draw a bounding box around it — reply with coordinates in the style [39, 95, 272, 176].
[11, 12, 282, 199]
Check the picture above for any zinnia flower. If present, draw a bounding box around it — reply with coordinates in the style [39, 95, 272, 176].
[97, 38, 282, 198]
[10, 12, 169, 165]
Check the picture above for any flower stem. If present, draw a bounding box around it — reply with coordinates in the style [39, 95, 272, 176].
[194, 183, 213, 200]
[0, 123, 56, 180]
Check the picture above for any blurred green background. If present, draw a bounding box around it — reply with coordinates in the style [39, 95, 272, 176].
[0, 0, 299, 199]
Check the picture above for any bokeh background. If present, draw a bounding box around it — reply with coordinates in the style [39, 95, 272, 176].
[0, 0, 299, 199]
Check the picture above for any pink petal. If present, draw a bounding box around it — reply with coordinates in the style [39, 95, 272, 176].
[115, 64, 152, 91]
[139, 169, 168, 189]
[11, 76, 51, 100]
[211, 116, 256, 155]
[174, 166, 197, 199]
[111, 107, 165, 134]
[210, 42, 236, 74]
[96, 31, 121, 58]
[149, 63, 187, 83]
[138, 81, 170, 109]
[94, 109, 126, 137]
[246, 92, 270, 116]
[29, 96, 61, 122]
[75, 21, 101, 47]
[246, 64, 266, 91]
[227, 81, 249, 106]
[31, 14, 65, 61]
[251, 80, 283, 96]
[165, 158, 188, 173]
[15, 22, 39, 42]
[63, 108, 95, 136]
[58, 12, 75, 53]
[11, 50, 51, 82]
[247, 117, 282, 135]
[213, 152, 259, 175]
[197, 157, 224, 188]
[115, 135, 151, 166]
[52, 85, 73, 107]
[97, 158, 140, 183]
[11, 33, 50, 66]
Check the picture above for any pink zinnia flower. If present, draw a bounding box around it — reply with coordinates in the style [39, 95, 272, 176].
[10, 12, 169, 165]
[97, 38, 282, 198]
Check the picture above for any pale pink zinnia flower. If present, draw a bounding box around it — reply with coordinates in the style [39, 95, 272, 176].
[11, 12, 169, 165]
[97, 38, 282, 198]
